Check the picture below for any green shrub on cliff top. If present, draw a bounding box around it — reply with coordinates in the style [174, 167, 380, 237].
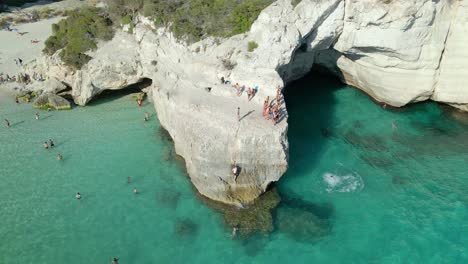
[43, 8, 114, 69]
[106, 0, 274, 42]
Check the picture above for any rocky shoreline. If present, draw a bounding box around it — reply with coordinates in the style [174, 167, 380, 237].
[2, 0, 468, 205]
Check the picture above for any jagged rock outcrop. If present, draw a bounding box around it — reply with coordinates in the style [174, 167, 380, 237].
[26, 77, 67, 94]
[328, 0, 452, 106]
[24, 0, 468, 204]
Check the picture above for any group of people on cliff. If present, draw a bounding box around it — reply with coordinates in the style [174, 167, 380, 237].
[262, 86, 283, 125]
[220, 76, 284, 125]
[221, 77, 259, 101]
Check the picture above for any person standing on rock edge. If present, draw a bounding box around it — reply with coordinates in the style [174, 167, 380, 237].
[237, 107, 240, 122]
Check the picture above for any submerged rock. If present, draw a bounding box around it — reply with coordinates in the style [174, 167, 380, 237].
[33, 93, 71, 110]
[156, 189, 181, 209]
[174, 218, 198, 237]
[275, 194, 334, 243]
[201, 188, 281, 237]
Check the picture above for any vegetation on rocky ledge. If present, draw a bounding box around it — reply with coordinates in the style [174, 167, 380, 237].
[106, 0, 274, 42]
[43, 7, 114, 69]
[43, 0, 273, 68]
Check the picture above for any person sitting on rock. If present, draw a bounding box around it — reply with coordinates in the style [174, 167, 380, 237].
[273, 109, 280, 125]
[276, 85, 282, 106]
[263, 97, 271, 118]
[247, 88, 255, 101]
[232, 83, 240, 93]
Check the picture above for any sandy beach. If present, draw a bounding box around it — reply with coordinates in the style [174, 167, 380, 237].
[0, 16, 62, 76]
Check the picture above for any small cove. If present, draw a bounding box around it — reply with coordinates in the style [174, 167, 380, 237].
[0, 71, 467, 263]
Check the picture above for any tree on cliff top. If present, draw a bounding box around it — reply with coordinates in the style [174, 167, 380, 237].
[43, 7, 114, 69]
[105, 0, 274, 42]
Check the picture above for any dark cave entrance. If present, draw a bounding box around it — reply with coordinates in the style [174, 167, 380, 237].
[89, 77, 153, 105]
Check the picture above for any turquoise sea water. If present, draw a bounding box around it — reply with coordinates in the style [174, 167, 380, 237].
[1, 72, 467, 263]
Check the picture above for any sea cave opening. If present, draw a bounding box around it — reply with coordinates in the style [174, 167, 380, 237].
[89, 77, 153, 105]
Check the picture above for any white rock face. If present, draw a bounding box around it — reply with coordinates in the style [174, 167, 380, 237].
[25, 0, 468, 204]
[329, 0, 452, 106]
[432, 0, 468, 111]
[134, 23, 290, 205]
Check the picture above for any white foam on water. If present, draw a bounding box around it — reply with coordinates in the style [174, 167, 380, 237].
[323, 172, 364, 193]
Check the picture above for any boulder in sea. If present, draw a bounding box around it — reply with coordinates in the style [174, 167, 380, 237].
[200, 187, 281, 237]
[33, 93, 71, 110]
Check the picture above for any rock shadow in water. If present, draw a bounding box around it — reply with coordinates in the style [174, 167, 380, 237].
[156, 126, 174, 143]
[343, 131, 387, 152]
[282, 70, 340, 178]
[174, 218, 198, 238]
[440, 104, 468, 126]
[360, 155, 395, 169]
[156, 189, 181, 209]
[239, 233, 272, 257]
[274, 191, 334, 244]
[392, 175, 408, 185]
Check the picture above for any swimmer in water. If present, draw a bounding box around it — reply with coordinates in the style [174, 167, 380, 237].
[111, 257, 119, 264]
[76, 192, 81, 199]
[231, 225, 239, 238]
[35, 112, 39, 120]
[57, 154, 62, 161]
[144, 112, 149, 121]
[5, 119, 10, 128]
[43, 142, 49, 149]
[49, 139, 55, 148]
[392, 122, 397, 130]
[133, 187, 138, 194]
[127, 176, 131, 184]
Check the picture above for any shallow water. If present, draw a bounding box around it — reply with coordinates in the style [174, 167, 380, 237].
[1, 71, 467, 263]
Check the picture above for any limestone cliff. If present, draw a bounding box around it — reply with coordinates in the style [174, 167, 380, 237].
[24, 0, 468, 204]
